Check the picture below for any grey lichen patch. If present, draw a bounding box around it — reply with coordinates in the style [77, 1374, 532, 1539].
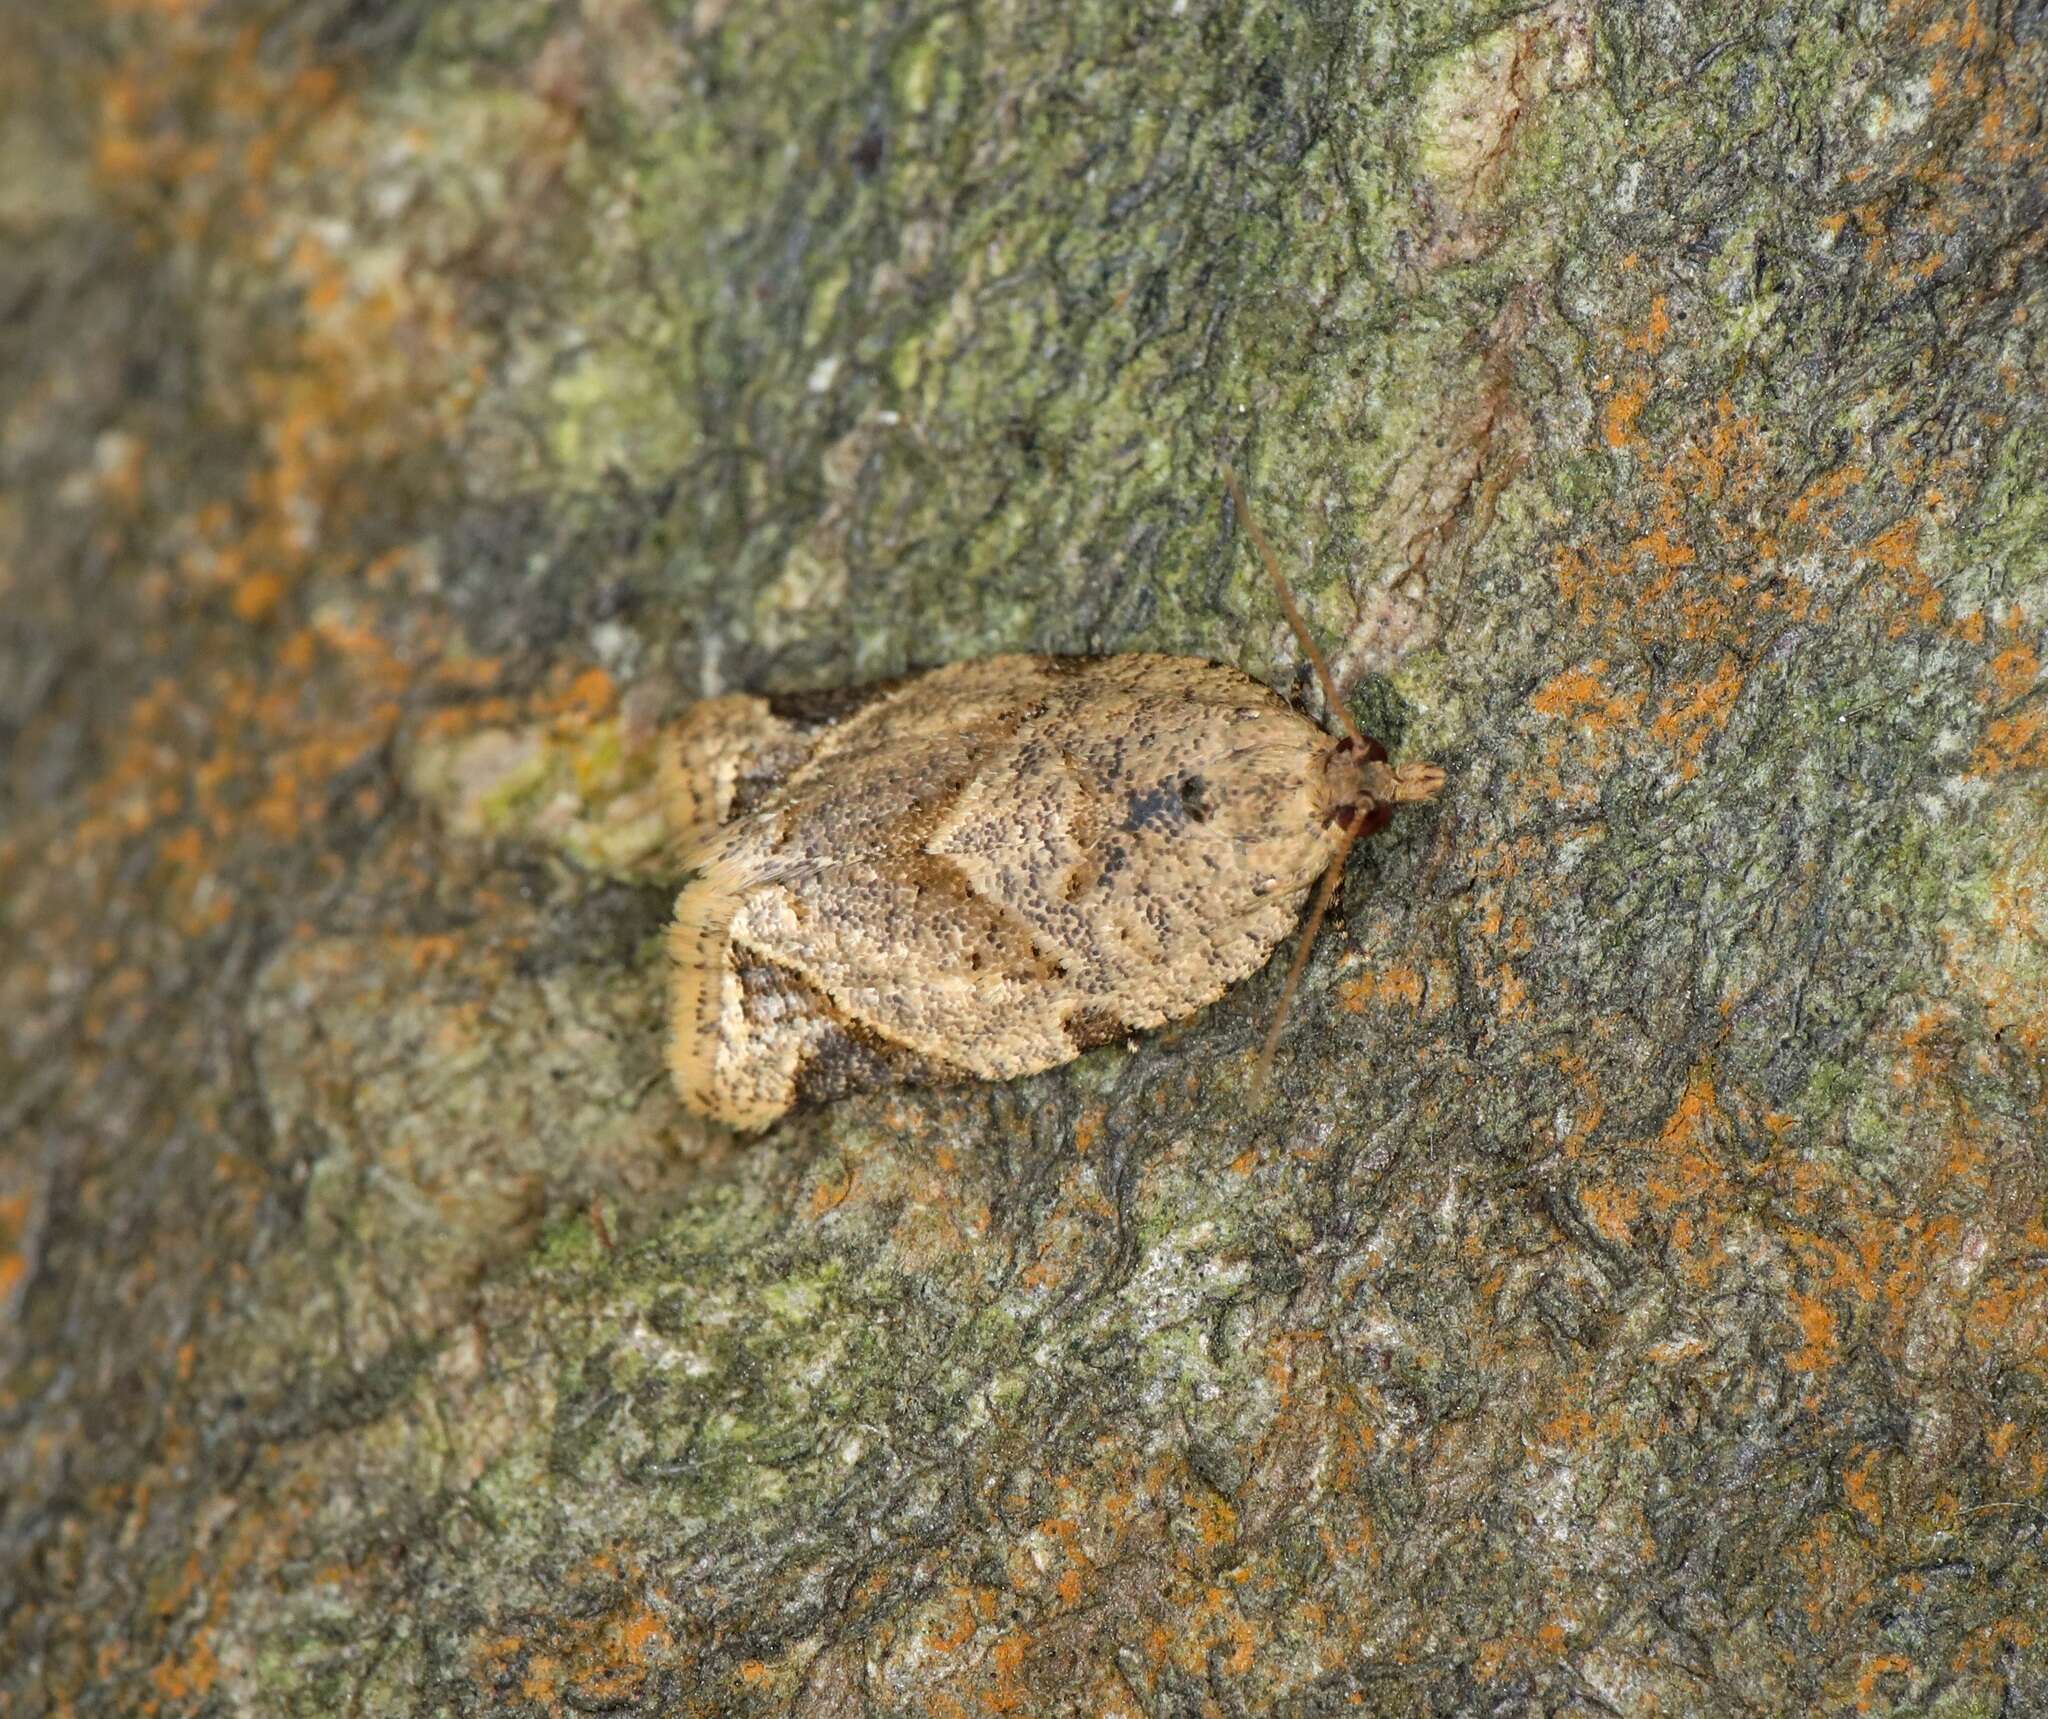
[513, 1097, 1335, 1600]
[0, 27, 93, 232]
[1233, 332, 1515, 694]
[1381, 645, 1470, 762]
[236, 923, 693, 1390]
[433, 0, 1565, 698]
[545, 1245, 896, 1529]
[544, 322, 701, 493]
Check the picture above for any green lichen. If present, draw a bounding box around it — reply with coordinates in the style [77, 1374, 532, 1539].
[546, 332, 699, 493]
[407, 717, 670, 878]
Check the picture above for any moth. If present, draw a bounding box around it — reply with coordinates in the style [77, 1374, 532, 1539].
[662, 470, 1444, 1128]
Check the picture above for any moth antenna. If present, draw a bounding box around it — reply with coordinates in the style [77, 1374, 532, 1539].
[1250, 829, 1354, 1095]
[1222, 462, 1364, 749]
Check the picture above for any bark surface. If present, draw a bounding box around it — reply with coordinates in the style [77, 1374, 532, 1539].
[3, 2, 2046, 1714]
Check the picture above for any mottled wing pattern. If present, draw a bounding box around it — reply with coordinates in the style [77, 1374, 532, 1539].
[665, 654, 1345, 1127]
[664, 674, 983, 1126]
[926, 660, 1328, 1022]
[661, 678, 910, 855]
[733, 847, 1077, 1081]
[658, 695, 805, 857]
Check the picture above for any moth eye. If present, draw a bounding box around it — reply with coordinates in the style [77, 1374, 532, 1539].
[1180, 775, 1210, 823]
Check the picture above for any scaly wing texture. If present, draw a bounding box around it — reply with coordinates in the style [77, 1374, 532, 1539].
[664, 669, 1011, 1125]
[670, 654, 1347, 1123]
[660, 694, 808, 858]
[927, 671, 1338, 1021]
[669, 862, 974, 1130]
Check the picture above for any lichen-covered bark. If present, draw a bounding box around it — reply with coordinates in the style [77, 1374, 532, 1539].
[3, 1, 2045, 1714]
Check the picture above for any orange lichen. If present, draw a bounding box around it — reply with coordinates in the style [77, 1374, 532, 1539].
[1530, 662, 1643, 735]
[806, 1159, 857, 1218]
[1853, 1652, 1914, 1712]
[1648, 654, 1743, 777]
[0, 1194, 28, 1304]
[986, 1629, 1033, 1713]
[1337, 962, 1427, 1011]
[1986, 629, 2042, 704]
[1859, 517, 1944, 637]
[473, 1555, 680, 1709]
[146, 1636, 220, 1706]
[925, 1588, 991, 1654]
[1578, 1181, 1641, 1243]
[2, 13, 537, 980]
[1843, 1446, 1886, 1527]
[0, 12, 662, 1699]
[1622, 294, 1671, 355]
[1784, 464, 1869, 526]
[1537, 1408, 1596, 1448]
[1600, 384, 1646, 449]
[1972, 706, 2048, 776]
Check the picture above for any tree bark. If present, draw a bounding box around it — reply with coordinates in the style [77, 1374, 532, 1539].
[4, 1, 2046, 1713]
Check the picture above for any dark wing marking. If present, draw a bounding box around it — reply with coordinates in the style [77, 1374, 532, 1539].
[733, 954, 971, 1109]
[764, 677, 910, 730]
[1062, 1005, 1133, 1052]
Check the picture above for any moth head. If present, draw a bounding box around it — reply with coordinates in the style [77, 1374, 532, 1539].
[1318, 734, 1446, 834]
[1315, 735, 1385, 840]
[1224, 462, 1447, 1094]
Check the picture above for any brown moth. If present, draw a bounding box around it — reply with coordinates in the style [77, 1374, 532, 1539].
[661, 470, 1444, 1129]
